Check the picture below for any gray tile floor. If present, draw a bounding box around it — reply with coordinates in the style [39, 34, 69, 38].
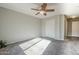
[0, 37, 79, 55]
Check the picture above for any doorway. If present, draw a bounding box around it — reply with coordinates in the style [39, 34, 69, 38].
[64, 15, 79, 41]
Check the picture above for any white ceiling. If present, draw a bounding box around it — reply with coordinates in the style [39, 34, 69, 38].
[0, 3, 79, 19]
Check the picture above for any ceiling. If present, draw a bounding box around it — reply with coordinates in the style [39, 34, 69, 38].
[0, 3, 79, 19]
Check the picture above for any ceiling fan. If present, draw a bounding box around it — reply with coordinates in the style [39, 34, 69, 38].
[31, 3, 55, 16]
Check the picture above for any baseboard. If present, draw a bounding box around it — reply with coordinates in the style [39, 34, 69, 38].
[71, 35, 79, 37]
[7, 37, 39, 45]
[67, 35, 79, 38]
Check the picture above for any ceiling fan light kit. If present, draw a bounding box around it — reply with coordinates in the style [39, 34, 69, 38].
[40, 11, 45, 14]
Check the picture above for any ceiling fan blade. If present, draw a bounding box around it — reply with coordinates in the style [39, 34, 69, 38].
[35, 12, 40, 15]
[41, 3, 47, 10]
[46, 9, 55, 12]
[31, 8, 40, 11]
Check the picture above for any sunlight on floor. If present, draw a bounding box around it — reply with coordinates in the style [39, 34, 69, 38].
[19, 38, 42, 50]
[19, 38, 51, 55]
[24, 39, 51, 55]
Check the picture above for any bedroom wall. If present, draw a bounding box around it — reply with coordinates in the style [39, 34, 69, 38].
[0, 7, 41, 44]
[41, 15, 64, 40]
[72, 21, 79, 37]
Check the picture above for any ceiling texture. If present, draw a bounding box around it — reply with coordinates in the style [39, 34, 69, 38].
[0, 3, 79, 19]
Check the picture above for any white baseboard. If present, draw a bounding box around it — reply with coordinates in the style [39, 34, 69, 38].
[67, 35, 79, 37]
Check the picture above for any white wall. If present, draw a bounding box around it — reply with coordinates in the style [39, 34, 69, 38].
[0, 7, 65, 44]
[72, 21, 79, 37]
[59, 15, 65, 40]
[42, 17, 55, 38]
[41, 15, 64, 40]
[0, 7, 41, 44]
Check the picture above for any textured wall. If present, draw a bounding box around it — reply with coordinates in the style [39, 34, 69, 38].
[41, 15, 64, 40]
[72, 21, 79, 37]
[0, 7, 41, 44]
